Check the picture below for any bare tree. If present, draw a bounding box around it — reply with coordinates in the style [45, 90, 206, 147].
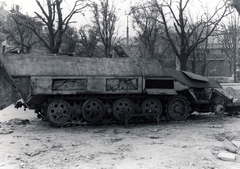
[78, 25, 99, 57]
[60, 26, 79, 54]
[91, 0, 118, 57]
[130, 3, 164, 58]
[4, 13, 40, 53]
[21, 0, 88, 54]
[217, 13, 240, 82]
[151, 0, 230, 71]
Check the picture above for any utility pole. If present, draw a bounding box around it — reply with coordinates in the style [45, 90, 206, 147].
[233, 14, 237, 82]
[126, 15, 129, 49]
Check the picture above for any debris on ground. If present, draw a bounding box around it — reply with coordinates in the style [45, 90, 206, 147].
[0, 118, 30, 135]
[223, 140, 238, 153]
[217, 139, 240, 162]
[5, 118, 30, 125]
[25, 150, 42, 157]
[231, 140, 240, 154]
[218, 151, 236, 162]
[0, 129, 13, 134]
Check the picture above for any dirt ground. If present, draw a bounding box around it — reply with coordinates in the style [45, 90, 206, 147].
[0, 111, 240, 169]
[0, 87, 240, 169]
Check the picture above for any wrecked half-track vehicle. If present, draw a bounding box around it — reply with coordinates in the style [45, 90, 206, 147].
[0, 53, 239, 126]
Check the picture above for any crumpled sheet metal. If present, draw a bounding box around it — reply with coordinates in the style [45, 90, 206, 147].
[166, 68, 222, 88]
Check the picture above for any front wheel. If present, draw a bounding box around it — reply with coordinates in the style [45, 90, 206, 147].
[166, 96, 190, 121]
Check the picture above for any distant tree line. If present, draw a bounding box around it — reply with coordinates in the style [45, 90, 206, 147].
[3, 0, 240, 78]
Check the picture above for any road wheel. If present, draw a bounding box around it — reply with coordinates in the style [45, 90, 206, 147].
[113, 98, 134, 121]
[82, 99, 105, 123]
[47, 99, 71, 126]
[142, 98, 162, 121]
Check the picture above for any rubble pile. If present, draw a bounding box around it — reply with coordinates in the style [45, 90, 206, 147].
[0, 118, 30, 134]
[5, 118, 30, 125]
[217, 139, 240, 162]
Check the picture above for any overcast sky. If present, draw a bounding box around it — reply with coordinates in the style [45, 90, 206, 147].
[2, 0, 134, 37]
[1, 0, 231, 38]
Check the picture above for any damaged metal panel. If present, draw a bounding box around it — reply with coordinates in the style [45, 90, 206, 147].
[12, 76, 30, 101]
[0, 61, 20, 110]
[166, 68, 222, 88]
[31, 77, 52, 95]
[31, 77, 88, 95]
[85, 77, 138, 93]
[30, 76, 142, 95]
[106, 78, 139, 92]
[52, 78, 87, 93]
[182, 71, 208, 82]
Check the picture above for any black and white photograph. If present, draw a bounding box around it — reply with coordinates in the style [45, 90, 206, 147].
[0, 0, 240, 168]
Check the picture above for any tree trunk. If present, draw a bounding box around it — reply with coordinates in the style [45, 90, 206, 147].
[192, 50, 196, 73]
[201, 53, 207, 76]
[105, 46, 109, 57]
[234, 54, 237, 82]
[180, 56, 188, 71]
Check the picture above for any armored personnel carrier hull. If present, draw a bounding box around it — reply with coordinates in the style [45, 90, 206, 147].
[0, 53, 239, 126]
